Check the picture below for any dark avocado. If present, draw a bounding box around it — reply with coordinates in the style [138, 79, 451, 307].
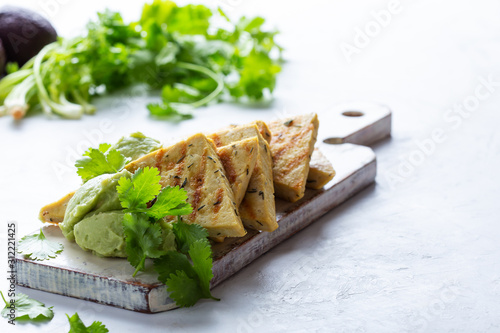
[0, 5, 57, 67]
[0, 39, 5, 75]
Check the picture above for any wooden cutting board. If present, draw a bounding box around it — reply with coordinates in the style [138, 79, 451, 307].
[15, 103, 391, 313]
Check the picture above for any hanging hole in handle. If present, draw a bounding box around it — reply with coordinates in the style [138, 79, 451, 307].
[323, 137, 344, 145]
[342, 111, 364, 117]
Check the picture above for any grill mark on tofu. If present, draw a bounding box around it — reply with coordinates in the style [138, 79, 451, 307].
[211, 133, 222, 147]
[213, 188, 224, 214]
[279, 148, 311, 184]
[155, 149, 167, 171]
[218, 149, 237, 183]
[189, 153, 206, 219]
[271, 124, 310, 163]
[172, 143, 189, 186]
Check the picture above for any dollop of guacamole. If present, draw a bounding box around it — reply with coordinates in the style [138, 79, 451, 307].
[74, 211, 176, 257]
[60, 169, 132, 241]
[111, 132, 162, 161]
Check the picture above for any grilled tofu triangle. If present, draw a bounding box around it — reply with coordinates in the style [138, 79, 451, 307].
[209, 122, 278, 231]
[307, 148, 336, 189]
[208, 124, 278, 232]
[39, 191, 75, 223]
[125, 133, 246, 238]
[268, 113, 319, 202]
[217, 137, 258, 207]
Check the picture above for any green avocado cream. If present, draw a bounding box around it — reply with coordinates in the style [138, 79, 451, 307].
[60, 169, 132, 241]
[111, 132, 162, 161]
[74, 211, 176, 257]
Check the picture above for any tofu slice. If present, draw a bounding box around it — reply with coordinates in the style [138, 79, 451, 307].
[125, 133, 246, 239]
[208, 124, 278, 232]
[220, 121, 272, 145]
[39, 191, 75, 223]
[217, 137, 258, 207]
[307, 148, 336, 189]
[253, 120, 273, 144]
[268, 113, 319, 202]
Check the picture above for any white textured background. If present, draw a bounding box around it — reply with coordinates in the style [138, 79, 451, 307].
[1, 0, 500, 332]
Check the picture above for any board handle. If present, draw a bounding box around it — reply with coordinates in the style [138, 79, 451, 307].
[318, 102, 392, 146]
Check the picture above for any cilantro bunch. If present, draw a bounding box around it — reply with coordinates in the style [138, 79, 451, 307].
[117, 167, 218, 306]
[0, 0, 282, 120]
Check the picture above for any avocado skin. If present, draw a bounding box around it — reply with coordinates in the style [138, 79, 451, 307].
[0, 39, 5, 75]
[0, 5, 57, 67]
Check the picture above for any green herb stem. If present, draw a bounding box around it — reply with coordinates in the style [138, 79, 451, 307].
[176, 62, 224, 108]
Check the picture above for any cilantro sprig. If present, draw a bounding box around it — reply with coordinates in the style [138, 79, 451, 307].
[116, 166, 218, 306]
[1, 291, 54, 322]
[67, 312, 109, 333]
[17, 228, 63, 261]
[154, 220, 218, 307]
[76, 143, 130, 182]
[117, 167, 192, 276]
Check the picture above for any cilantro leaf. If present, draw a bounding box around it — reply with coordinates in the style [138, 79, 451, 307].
[145, 186, 192, 219]
[76, 144, 128, 182]
[122, 212, 165, 277]
[189, 239, 214, 297]
[173, 219, 209, 254]
[154, 251, 196, 282]
[154, 219, 217, 307]
[165, 270, 204, 307]
[117, 167, 161, 211]
[166, 4, 212, 35]
[147, 103, 193, 120]
[98, 143, 111, 153]
[17, 229, 63, 261]
[67, 312, 109, 333]
[1, 291, 54, 321]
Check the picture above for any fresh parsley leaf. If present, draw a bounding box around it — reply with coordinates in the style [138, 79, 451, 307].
[122, 212, 165, 277]
[76, 144, 129, 182]
[1, 291, 54, 321]
[117, 167, 162, 211]
[172, 218, 209, 254]
[17, 229, 63, 261]
[67, 312, 109, 333]
[146, 186, 192, 219]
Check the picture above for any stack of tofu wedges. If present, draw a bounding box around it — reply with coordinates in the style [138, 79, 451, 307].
[41, 114, 336, 242]
[125, 113, 336, 241]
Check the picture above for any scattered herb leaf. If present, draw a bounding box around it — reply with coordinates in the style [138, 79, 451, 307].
[1, 291, 54, 322]
[67, 312, 109, 333]
[17, 229, 63, 261]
